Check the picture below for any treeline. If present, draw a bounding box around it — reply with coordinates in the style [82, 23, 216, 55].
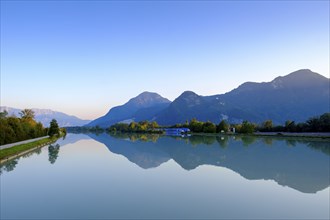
[65, 126, 104, 133]
[257, 113, 330, 132]
[109, 133, 162, 143]
[0, 109, 64, 145]
[65, 112, 329, 135]
[107, 121, 163, 133]
[170, 118, 255, 134]
[0, 109, 47, 145]
[169, 113, 330, 134]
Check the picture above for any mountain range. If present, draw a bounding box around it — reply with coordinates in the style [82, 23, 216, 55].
[2, 69, 328, 127]
[0, 106, 91, 127]
[88, 69, 329, 127]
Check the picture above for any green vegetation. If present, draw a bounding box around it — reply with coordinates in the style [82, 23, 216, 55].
[257, 113, 330, 132]
[0, 109, 66, 161]
[48, 119, 60, 137]
[65, 126, 105, 133]
[66, 113, 330, 136]
[217, 120, 230, 133]
[187, 119, 203, 132]
[173, 118, 256, 134]
[239, 121, 256, 134]
[0, 109, 67, 146]
[107, 121, 163, 133]
[19, 109, 35, 120]
[166, 113, 329, 135]
[48, 144, 60, 164]
[0, 136, 58, 160]
[109, 133, 162, 142]
[0, 109, 47, 145]
[171, 119, 219, 133]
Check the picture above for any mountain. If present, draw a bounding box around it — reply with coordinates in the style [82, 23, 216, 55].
[88, 69, 329, 127]
[87, 92, 171, 127]
[0, 106, 91, 127]
[155, 91, 213, 125]
[155, 69, 329, 125]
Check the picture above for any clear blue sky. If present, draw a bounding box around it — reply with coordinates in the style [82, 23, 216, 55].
[1, 1, 329, 120]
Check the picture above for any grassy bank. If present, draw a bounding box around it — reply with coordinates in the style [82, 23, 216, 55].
[0, 136, 59, 161]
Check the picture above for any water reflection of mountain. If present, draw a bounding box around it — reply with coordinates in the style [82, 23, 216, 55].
[88, 133, 330, 194]
[88, 133, 170, 169]
[55, 133, 91, 146]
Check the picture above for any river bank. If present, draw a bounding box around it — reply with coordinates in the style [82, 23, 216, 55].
[0, 136, 49, 150]
[253, 132, 330, 139]
[0, 136, 61, 163]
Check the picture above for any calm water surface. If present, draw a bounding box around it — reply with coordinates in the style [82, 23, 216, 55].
[1, 133, 329, 219]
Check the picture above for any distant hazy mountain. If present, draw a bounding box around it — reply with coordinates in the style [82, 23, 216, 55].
[87, 91, 171, 127]
[155, 69, 329, 125]
[0, 106, 91, 127]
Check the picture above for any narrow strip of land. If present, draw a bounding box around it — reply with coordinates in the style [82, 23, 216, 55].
[254, 132, 330, 138]
[0, 136, 60, 162]
[0, 136, 49, 150]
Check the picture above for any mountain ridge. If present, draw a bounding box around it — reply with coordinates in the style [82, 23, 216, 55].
[90, 69, 329, 126]
[0, 106, 91, 127]
[87, 91, 171, 127]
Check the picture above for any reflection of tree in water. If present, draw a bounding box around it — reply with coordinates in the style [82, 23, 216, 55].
[241, 136, 257, 147]
[286, 139, 297, 147]
[306, 141, 330, 156]
[0, 147, 44, 175]
[0, 159, 19, 174]
[22, 148, 41, 158]
[35, 147, 42, 155]
[48, 144, 60, 164]
[262, 137, 273, 146]
[189, 135, 216, 146]
[216, 136, 229, 148]
[138, 134, 148, 142]
[203, 136, 216, 145]
[109, 133, 161, 143]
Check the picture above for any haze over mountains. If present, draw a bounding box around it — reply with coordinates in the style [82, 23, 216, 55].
[2, 69, 328, 127]
[0, 107, 91, 127]
[88, 69, 329, 127]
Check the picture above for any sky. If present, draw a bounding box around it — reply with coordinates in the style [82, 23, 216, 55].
[1, 1, 329, 120]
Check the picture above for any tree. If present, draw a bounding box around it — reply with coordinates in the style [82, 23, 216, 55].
[285, 120, 296, 132]
[48, 119, 60, 137]
[189, 118, 204, 132]
[150, 121, 159, 129]
[319, 113, 330, 132]
[217, 120, 229, 133]
[239, 121, 255, 134]
[261, 120, 273, 131]
[0, 110, 8, 118]
[202, 121, 216, 133]
[19, 109, 35, 120]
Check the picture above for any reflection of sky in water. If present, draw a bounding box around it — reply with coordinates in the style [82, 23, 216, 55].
[1, 133, 329, 219]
